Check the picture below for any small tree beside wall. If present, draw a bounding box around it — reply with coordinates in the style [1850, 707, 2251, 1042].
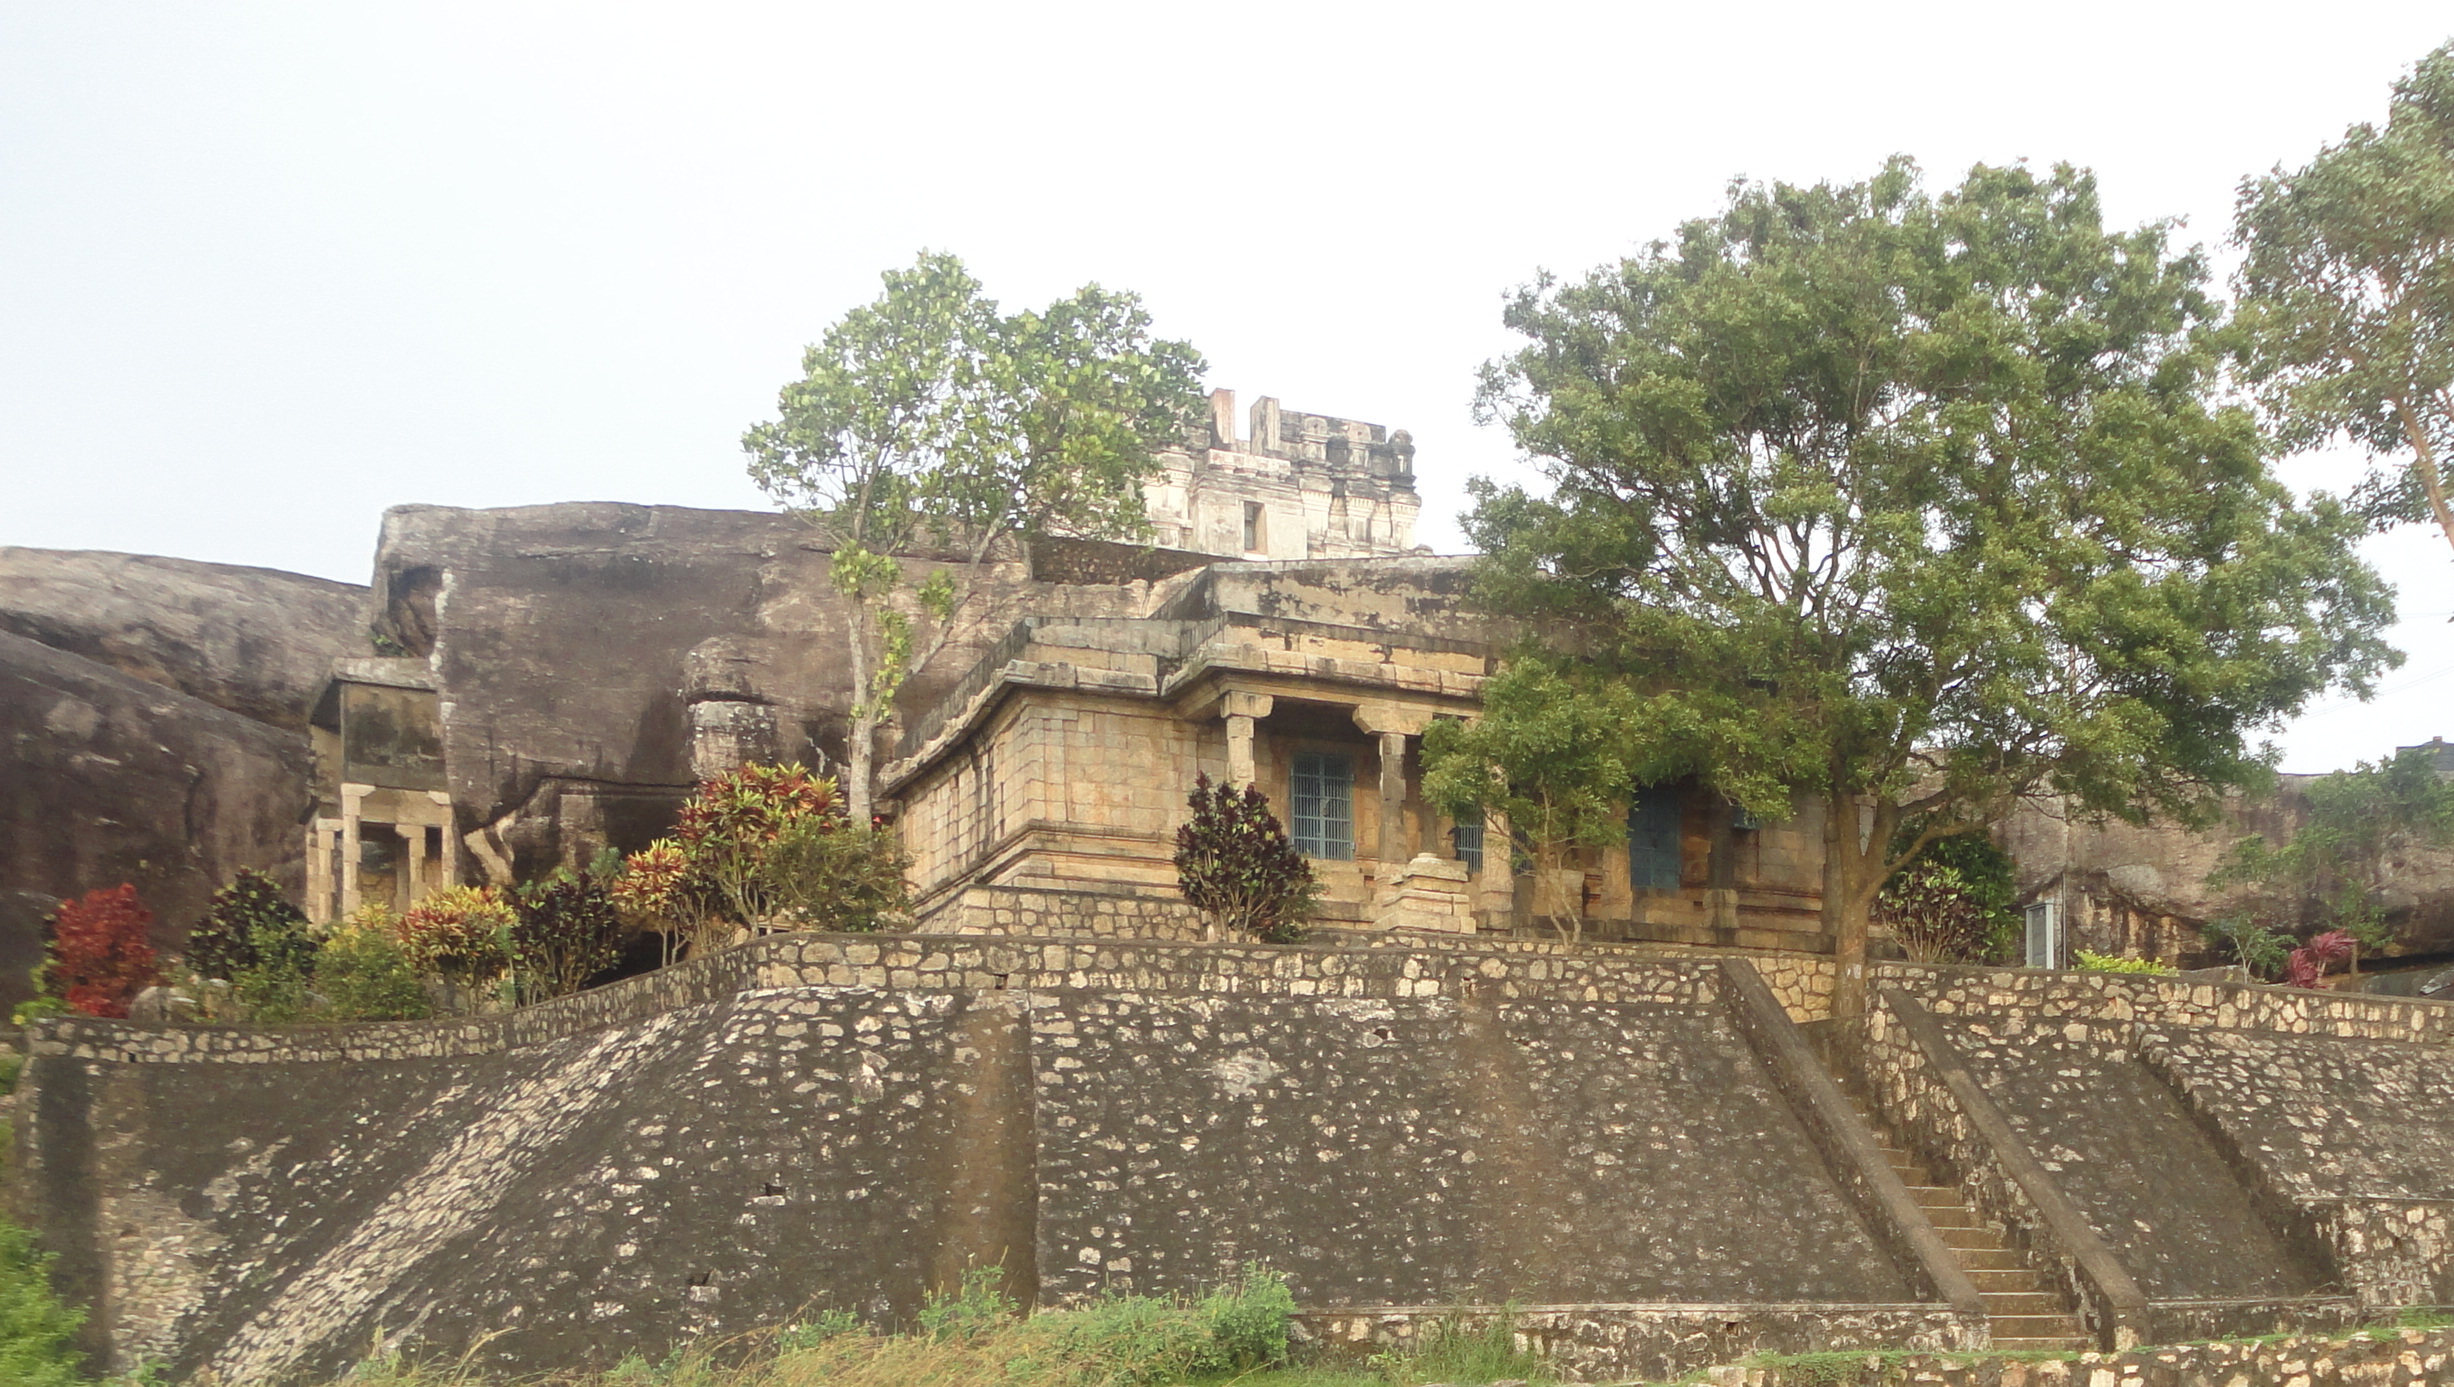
[1174, 775, 1318, 943]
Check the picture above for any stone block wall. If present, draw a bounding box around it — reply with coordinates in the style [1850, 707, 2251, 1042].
[16, 935, 1973, 1384]
[1707, 1326, 2454, 1387]
[1850, 966, 2454, 1346]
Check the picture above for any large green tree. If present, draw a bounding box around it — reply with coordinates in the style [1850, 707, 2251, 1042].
[1448, 159, 2396, 1015]
[2236, 41, 2454, 566]
[745, 252, 1205, 819]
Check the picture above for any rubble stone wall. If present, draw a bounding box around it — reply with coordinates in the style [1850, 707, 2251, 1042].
[1710, 1326, 2454, 1387]
[16, 939, 1951, 1384]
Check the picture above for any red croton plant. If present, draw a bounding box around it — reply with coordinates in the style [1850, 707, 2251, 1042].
[51, 883, 163, 1018]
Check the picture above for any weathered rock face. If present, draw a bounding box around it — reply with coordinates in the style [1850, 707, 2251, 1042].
[373, 504, 1197, 879]
[0, 547, 369, 732]
[0, 631, 312, 1002]
[2004, 782, 2454, 966]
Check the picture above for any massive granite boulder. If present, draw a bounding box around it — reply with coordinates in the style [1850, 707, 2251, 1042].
[0, 631, 312, 1004]
[0, 547, 368, 732]
[372, 504, 1206, 879]
[2004, 778, 2454, 966]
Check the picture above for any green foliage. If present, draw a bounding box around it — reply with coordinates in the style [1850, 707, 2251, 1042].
[10, 961, 68, 1029]
[2235, 41, 2454, 557]
[511, 863, 625, 1002]
[613, 764, 910, 957]
[187, 869, 318, 985]
[2074, 950, 2179, 975]
[393, 886, 517, 990]
[1420, 663, 1691, 940]
[193, 870, 324, 1024]
[759, 820, 912, 934]
[2206, 746, 2454, 969]
[0, 1217, 87, 1387]
[313, 915, 433, 1022]
[743, 251, 1207, 819]
[1174, 775, 1319, 943]
[1873, 859, 1994, 964]
[1458, 157, 2395, 999]
[915, 1265, 1016, 1343]
[1365, 1310, 1554, 1385]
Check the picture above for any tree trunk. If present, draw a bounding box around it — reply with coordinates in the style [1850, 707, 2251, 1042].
[2391, 395, 2454, 566]
[1825, 796, 1868, 1019]
[844, 602, 877, 825]
[1823, 789, 1893, 1020]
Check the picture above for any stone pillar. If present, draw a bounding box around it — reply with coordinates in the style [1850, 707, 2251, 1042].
[339, 784, 366, 917]
[396, 824, 423, 913]
[432, 791, 460, 889]
[1220, 691, 1273, 788]
[303, 823, 330, 925]
[1377, 730, 1410, 866]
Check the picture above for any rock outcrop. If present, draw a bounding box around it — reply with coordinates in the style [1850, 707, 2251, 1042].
[373, 503, 1202, 879]
[0, 631, 313, 1003]
[2005, 778, 2454, 966]
[0, 546, 368, 732]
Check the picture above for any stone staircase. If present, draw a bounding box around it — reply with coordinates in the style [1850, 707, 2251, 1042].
[1838, 1089, 2090, 1352]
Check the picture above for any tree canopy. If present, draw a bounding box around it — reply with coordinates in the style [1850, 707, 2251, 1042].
[2236, 40, 2454, 566]
[1442, 158, 2396, 1013]
[744, 252, 1205, 817]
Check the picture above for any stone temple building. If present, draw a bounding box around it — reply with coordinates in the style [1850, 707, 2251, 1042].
[271, 388, 1829, 949]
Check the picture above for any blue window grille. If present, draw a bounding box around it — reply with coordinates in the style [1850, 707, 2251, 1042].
[1628, 787, 1683, 890]
[1291, 752, 1354, 860]
[1451, 816, 1485, 874]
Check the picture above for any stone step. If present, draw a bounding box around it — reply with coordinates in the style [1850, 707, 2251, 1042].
[1993, 1336, 2091, 1352]
[1980, 1291, 2066, 1316]
[1991, 1315, 2085, 1340]
[1917, 1202, 1976, 1229]
[1939, 1226, 2011, 1251]
[1966, 1261, 2046, 1283]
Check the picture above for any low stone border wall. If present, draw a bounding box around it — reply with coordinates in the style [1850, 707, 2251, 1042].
[1295, 1302, 1976, 1384]
[1873, 963, 2454, 1046]
[1704, 1324, 2454, 1386]
[24, 932, 1733, 1065]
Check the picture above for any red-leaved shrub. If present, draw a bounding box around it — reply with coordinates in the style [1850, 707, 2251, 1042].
[52, 884, 162, 1018]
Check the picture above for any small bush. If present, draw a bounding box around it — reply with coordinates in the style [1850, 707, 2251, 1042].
[315, 913, 432, 1021]
[395, 886, 516, 990]
[0, 1217, 86, 1387]
[612, 764, 910, 956]
[1874, 859, 1995, 964]
[1175, 775, 1319, 943]
[1368, 1308, 1553, 1385]
[50, 885, 162, 1019]
[187, 868, 318, 982]
[513, 864, 626, 1001]
[2073, 950, 2178, 976]
[761, 820, 911, 932]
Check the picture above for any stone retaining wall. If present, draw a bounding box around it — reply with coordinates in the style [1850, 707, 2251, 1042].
[1300, 1303, 1973, 1384]
[1706, 1325, 2454, 1386]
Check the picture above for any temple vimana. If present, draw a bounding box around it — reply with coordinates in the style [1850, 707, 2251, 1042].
[6, 390, 2454, 1384]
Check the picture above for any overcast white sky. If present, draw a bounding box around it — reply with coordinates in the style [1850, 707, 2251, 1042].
[3, 2, 2450, 774]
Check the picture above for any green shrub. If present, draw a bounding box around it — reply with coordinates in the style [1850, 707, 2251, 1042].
[188, 869, 319, 983]
[0, 1217, 86, 1387]
[1174, 775, 1319, 943]
[315, 917, 432, 1022]
[2074, 950, 2178, 975]
[395, 887, 516, 990]
[512, 865, 626, 1002]
[611, 764, 911, 957]
[1368, 1309, 1553, 1385]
